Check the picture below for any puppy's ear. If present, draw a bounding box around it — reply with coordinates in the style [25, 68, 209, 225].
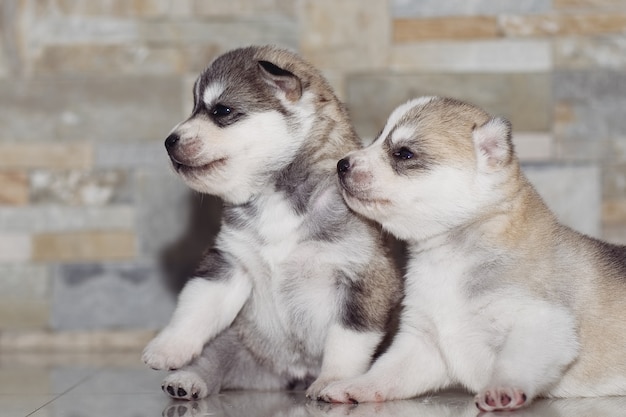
[258, 60, 303, 102]
[472, 117, 514, 171]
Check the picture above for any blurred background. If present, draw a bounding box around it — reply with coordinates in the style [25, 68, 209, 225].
[1, 0, 625, 352]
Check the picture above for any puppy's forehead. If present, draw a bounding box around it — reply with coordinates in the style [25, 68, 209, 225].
[379, 97, 435, 142]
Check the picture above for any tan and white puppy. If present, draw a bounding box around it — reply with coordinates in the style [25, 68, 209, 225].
[142, 46, 402, 401]
[323, 96, 626, 412]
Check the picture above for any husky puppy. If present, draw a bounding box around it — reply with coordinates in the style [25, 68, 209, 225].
[142, 46, 402, 400]
[322, 96, 626, 411]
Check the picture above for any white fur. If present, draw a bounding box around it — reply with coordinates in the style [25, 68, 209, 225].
[142, 275, 252, 370]
[202, 82, 225, 106]
[307, 324, 383, 398]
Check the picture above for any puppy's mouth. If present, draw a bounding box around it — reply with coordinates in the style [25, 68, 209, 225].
[340, 183, 391, 206]
[170, 156, 228, 175]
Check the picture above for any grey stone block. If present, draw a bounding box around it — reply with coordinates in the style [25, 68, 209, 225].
[346, 72, 551, 140]
[0, 75, 183, 142]
[95, 142, 170, 169]
[523, 163, 601, 238]
[51, 262, 175, 330]
[0, 205, 135, 233]
[392, 0, 550, 18]
[554, 70, 626, 101]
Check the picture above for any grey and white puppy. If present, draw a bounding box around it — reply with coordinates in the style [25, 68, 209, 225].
[142, 46, 402, 400]
[323, 96, 626, 411]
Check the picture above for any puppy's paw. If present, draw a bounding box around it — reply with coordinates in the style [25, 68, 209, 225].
[475, 386, 528, 412]
[318, 379, 386, 404]
[142, 330, 203, 371]
[305, 377, 337, 400]
[161, 370, 215, 401]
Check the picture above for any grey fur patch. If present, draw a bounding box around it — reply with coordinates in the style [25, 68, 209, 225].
[194, 249, 232, 280]
[593, 238, 626, 282]
[223, 202, 258, 229]
[274, 156, 316, 215]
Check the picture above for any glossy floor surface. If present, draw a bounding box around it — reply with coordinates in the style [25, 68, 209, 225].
[2, 352, 625, 417]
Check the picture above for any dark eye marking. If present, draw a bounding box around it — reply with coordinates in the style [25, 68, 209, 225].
[392, 147, 414, 160]
[211, 104, 231, 117]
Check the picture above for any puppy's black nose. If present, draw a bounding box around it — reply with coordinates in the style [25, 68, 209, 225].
[164, 133, 180, 150]
[337, 158, 351, 176]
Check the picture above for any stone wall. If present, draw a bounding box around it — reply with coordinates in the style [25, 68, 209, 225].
[1, 0, 625, 348]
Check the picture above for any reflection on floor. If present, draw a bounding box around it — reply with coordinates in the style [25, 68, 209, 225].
[1, 352, 625, 417]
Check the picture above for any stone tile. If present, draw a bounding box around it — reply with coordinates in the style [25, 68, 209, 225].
[0, 76, 183, 142]
[0, 300, 49, 330]
[0, 264, 49, 298]
[0, 329, 156, 351]
[0, 234, 32, 262]
[602, 224, 626, 244]
[554, 70, 626, 100]
[394, 16, 499, 42]
[33, 44, 223, 75]
[602, 162, 626, 199]
[48, 0, 172, 16]
[346, 72, 551, 139]
[95, 142, 169, 169]
[50, 263, 175, 330]
[602, 199, 626, 224]
[135, 169, 221, 258]
[390, 40, 551, 73]
[554, 0, 626, 10]
[193, 0, 297, 18]
[500, 13, 626, 37]
[300, 0, 391, 94]
[513, 132, 555, 162]
[554, 36, 626, 69]
[30, 169, 132, 206]
[0, 205, 135, 233]
[0, 171, 28, 205]
[32, 231, 136, 262]
[523, 163, 601, 238]
[392, 0, 551, 18]
[0, 143, 92, 170]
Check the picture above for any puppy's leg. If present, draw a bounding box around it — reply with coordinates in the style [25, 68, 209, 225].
[318, 320, 450, 403]
[142, 266, 252, 371]
[475, 301, 578, 412]
[306, 324, 383, 399]
[162, 328, 289, 400]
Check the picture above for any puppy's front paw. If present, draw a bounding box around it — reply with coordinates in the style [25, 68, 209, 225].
[318, 379, 386, 404]
[162, 370, 215, 401]
[306, 377, 336, 400]
[475, 386, 528, 412]
[142, 330, 203, 371]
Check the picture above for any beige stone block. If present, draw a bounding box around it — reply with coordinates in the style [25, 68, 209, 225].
[299, 0, 391, 96]
[513, 132, 554, 162]
[0, 300, 49, 330]
[500, 14, 626, 37]
[0, 235, 32, 262]
[49, 0, 171, 16]
[394, 16, 499, 42]
[602, 224, 626, 245]
[602, 199, 626, 224]
[0, 171, 28, 205]
[390, 40, 552, 73]
[555, 0, 626, 9]
[554, 36, 626, 69]
[0, 330, 156, 352]
[193, 0, 297, 17]
[0, 143, 93, 170]
[33, 231, 136, 262]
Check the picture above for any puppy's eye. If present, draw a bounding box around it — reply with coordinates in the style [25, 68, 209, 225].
[211, 104, 231, 117]
[393, 147, 414, 160]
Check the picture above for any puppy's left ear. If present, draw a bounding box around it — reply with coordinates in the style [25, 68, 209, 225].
[472, 117, 514, 171]
[258, 60, 303, 102]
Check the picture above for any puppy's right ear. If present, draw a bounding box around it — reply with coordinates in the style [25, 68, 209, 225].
[472, 117, 514, 172]
[258, 60, 303, 102]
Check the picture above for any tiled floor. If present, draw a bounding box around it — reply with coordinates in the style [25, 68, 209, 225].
[1, 352, 625, 417]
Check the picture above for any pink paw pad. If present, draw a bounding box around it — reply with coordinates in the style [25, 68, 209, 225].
[475, 387, 528, 412]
